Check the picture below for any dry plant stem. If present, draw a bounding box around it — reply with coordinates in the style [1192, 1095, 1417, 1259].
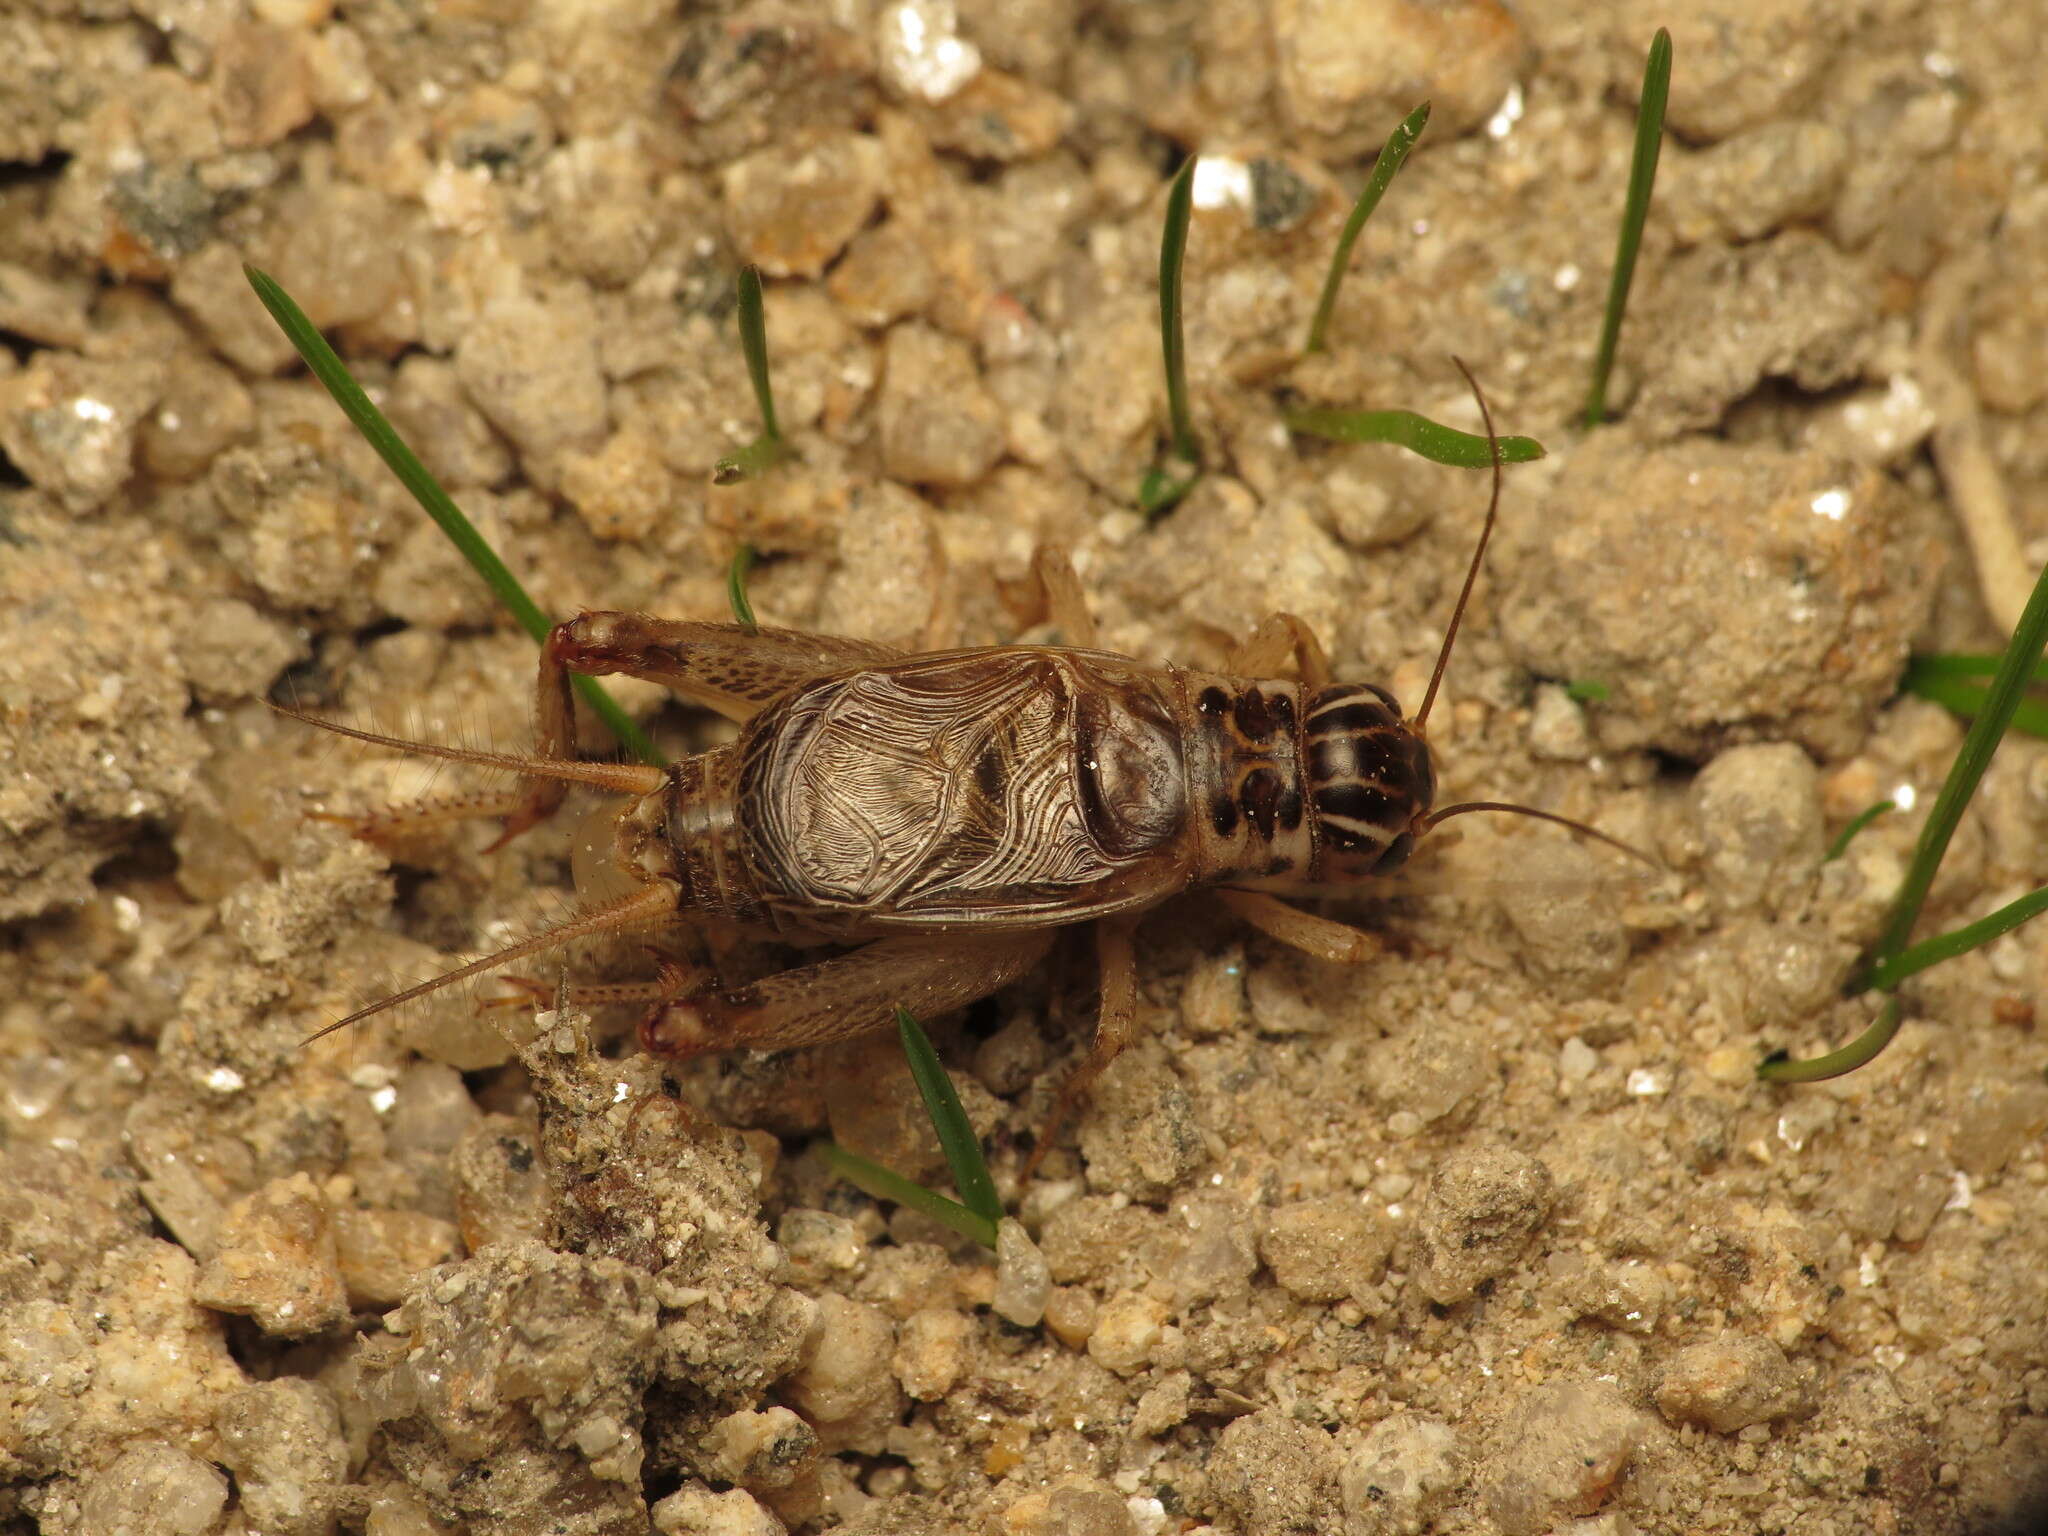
[1920, 253, 2032, 634]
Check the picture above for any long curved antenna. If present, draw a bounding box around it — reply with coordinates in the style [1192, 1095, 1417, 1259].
[273, 703, 666, 796]
[302, 880, 676, 1044]
[1413, 356, 1502, 732]
[1418, 799, 1660, 870]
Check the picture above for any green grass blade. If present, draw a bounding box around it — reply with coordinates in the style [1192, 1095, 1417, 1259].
[1304, 101, 1431, 355]
[1758, 997, 1901, 1085]
[726, 542, 759, 633]
[1903, 653, 2004, 682]
[1159, 156, 1197, 464]
[896, 1007, 1003, 1230]
[1903, 673, 2048, 739]
[1564, 678, 1612, 704]
[1822, 799, 1895, 863]
[1583, 27, 1671, 430]
[1284, 406, 1544, 467]
[1877, 586, 2048, 942]
[711, 266, 791, 484]
[243, 265, 664, 768]
[1865, 885, 2048, 992]
[1141, 156, 1200, 517]
[818, 1143, 998, 1249]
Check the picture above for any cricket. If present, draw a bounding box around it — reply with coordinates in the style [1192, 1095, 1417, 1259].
[286, 365, 1645, 1171]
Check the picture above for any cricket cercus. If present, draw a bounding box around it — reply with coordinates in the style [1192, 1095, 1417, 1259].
[292, 376, 1640, 1171]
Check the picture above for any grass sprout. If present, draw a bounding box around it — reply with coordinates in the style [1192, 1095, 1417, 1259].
[243, 264, 663, 768]
[1284, 405, 1543, 468]
[1821, 799, 1896, 863]
[1762, 552, 2048, 1082]
[712, 266, 792, 485]
[1583, 27, 1671, 430]
[1903, 654, 2048, 738]
[818, 1008, 1002, 1250]
[1140, 156, 1201, 517]
[1305, 101, 1431, 356]
[726, 542, 760, 633]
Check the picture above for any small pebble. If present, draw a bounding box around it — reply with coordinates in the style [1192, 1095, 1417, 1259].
[652, 1484, 787, 1536]
[77, 1441, 229, 1536]
[997, 1476, 1138, 1536]
[1040, 1285, 1098, 1350]
[1692, 743, 1825, 911]
[721, 132, 888, 278]
[892, 1307, 972, 1400]
[193, 1172, 350, 1336]
[1086, 1290, 1166, 1374]
[877, 321, 1007, 489]
[1655, 1335, 1812, 1434]
[1476, 1381, 1646, 1536]
[214, 1378, 349, 1536]
[992, 1217, 1052, 1327]
[1258, 1196, 1391, 1304]
[1336, 1412, 1461, 1535]
[1413, 1147, 1554, 1306]
[331, 1206, 463, 1310]
[786, 1294, 903, 1455]
[1207, 1407, 1343, 1535]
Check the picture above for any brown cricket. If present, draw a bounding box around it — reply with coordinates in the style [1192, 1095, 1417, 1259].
[292, 369, 1636, 1168]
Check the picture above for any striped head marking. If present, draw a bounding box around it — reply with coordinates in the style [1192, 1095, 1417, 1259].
[1304, 684, 1435, 879]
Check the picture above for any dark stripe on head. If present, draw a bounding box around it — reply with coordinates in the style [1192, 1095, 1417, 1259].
[1305, 700, 1396, 736]
[1315, 780, 1402, 826]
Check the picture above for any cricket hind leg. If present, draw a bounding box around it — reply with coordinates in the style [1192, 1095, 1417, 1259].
[1019, 915, 1139, 1182]
[496, 614, 907, 845]
[640, 928, 1057, 1059]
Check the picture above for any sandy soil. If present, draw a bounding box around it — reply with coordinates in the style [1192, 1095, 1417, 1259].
[4, 0, 2048, 1533]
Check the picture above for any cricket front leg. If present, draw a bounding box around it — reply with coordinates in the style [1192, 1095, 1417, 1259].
[640, 929, 1056, 1058]
[1213, 888, 1382, 962]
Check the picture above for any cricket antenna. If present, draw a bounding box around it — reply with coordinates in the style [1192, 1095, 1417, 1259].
[1412, 356, 1502, 734]
[1417, 800, 1661, 870]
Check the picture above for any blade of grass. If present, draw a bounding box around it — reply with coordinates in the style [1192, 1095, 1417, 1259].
[1904, 666, 2048, 739]
[1762, 543, 2048, 1081]
[1284, 406, 1544, 467]
[726, 542, 759, 633]
[1564, 678, 1612, 704]
[712, 266, 791, 485]
[1821, 799, 1895, 863]
[1583, 27, 1671, 430]
[1865, 884, 2048, 992]
[1304, 101, 1431, 355]
[243, 265, 664, 768]
[895, 1007, 1003, 1230]
[1758, 997, 1902, 1085]
[1142, 157, 1200, 517]
[818, 1143, 998, 1249]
